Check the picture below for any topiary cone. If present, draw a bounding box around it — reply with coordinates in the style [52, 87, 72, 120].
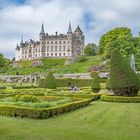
[45, 71, 56, 89]
[91, 77, 101, 93]
[110, 49, 140, 96]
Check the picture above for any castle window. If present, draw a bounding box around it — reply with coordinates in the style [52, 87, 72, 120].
[59, 46, 61, 51]
[64, 41, 65, 44]
[51, 53, 53, 56]
[63, 53, 65, 56]
[42, 46, 45, 52]
[55, 41, 57, 44]
[47, 46, 49, 51]
[55, 46, 57, 51]
[47, 53, 49, 56]
[29, 47, 32, 53]
[59, 53, 61, 56]
[51, 41, 53, 44]
[63, 46, 66, 51]
[55, 53, 57, 56]
[59, 41, 61, 44]
[51, 46, 53, 51]
[47, 41, 49, 44]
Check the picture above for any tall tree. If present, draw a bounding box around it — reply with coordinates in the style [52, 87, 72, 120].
[84, 43, 97, 56]
[0, 53, 6, 67]
[98, 27, 134, 59]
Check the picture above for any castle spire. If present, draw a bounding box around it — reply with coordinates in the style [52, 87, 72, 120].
[40, 22, 45, 34]
[20, 37, 24, 45]
[67, 21, 72, 33]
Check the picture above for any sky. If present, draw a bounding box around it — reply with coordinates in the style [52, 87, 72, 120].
[0, 0, 140, 59]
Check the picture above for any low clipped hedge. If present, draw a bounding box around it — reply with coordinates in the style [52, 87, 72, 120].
[12, 86, 38, 89]
[101, 95, 140, 103]
[0, 88, 45, 96]
[13, 95, 40, 103]
[55, 78, 92, 87]
[0, 99, 92, 119]
[0, 86, 6, 89]
[46, 93, 100, 101]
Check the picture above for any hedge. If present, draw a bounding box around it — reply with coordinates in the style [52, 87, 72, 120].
[55, 78, 92, 87]
[0, 86, 6, 89]
[12, 86, 38, 89]
[0, 89, 45, 96]
[0, 99, 92, 119]
[45, 93, 100, 101]
[101, 95, 140, 103]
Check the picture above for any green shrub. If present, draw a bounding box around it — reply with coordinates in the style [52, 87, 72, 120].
[55, 78, 92, 87]
[13, 95, 40, 103]
[137, 73, 140, 80]
[45, 93, 100, 101]
[45, 71, 56, 89]
[101, 95, 140, 103]
[0, 99, 92, 119]
[91, 77, 101, 93]
[110, 49, 140, 96]
[106, 79, 111, 90]
[0, 88, 45, 96]
[78, 55, 87, 62]
[90, 72, 99, 78]
[38, 78, 46, 88]
[0, 86, 6, 89]
[12, 85, 37, 89]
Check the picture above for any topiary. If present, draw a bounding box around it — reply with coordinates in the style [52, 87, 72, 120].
[91, 77, 101, 93]
[110, 49, 140, 96]
[38, 78, 46, 88]
[45, 71, 56, 89]
[90, 71, 99, 78]
[106, 78, 111, 90]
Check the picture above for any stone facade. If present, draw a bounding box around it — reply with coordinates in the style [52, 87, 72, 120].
[15, 22, 85, 61]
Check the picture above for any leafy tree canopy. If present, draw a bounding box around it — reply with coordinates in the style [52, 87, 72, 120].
[84, 43, 97, 56]
[0, 53, 10, 67]
[98, 27, 134, 59]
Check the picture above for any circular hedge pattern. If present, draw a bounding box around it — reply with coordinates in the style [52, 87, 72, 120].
[101, 95, 140, 103]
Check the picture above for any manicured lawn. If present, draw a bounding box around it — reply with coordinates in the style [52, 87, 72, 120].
[0, 101, 140, 140]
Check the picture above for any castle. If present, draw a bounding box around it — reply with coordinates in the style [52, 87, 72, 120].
[15, 22, 85, 62]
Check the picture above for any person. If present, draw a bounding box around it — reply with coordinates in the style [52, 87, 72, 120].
[73, 86, 80, 92]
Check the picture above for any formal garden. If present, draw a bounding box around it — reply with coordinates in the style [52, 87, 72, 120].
[0, 27, 140, 140]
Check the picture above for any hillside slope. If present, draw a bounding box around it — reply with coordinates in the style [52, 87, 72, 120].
[0, 55, 102, 75]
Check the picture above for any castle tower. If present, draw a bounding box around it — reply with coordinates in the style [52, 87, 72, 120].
[74, 25, 83, 37]
[67, 21, 73, 38]
[39, 23, 45, 40]
[74, 25, 85, 55]
[20, 37, 23, 45]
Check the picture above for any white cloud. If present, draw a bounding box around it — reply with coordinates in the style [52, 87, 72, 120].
[0, 0, 140, 58]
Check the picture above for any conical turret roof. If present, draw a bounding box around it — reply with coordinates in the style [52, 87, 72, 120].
[67, 21, 72, 33]
[40, 23, 45, 34]
[75, 25, 82, 33]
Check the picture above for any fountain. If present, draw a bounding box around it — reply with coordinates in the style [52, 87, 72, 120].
[130, 53, 136, 71]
